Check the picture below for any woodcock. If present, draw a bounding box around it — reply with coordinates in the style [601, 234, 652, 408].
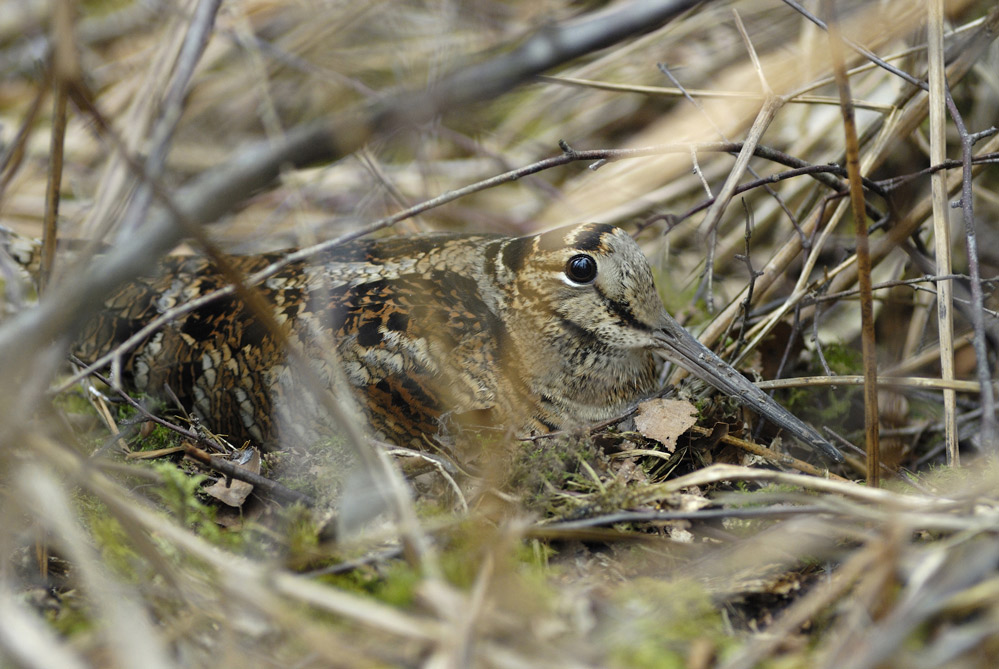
[1, 223, 842, 462]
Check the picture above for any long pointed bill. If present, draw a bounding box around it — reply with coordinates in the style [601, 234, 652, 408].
[653, 315, 844, 463]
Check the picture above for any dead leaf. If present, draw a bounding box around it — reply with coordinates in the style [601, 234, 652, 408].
[633, 399, 698, 453]
[204, 449, 260, 508]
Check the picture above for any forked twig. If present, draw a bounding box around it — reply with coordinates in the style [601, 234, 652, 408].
[943, 86, 997, 450]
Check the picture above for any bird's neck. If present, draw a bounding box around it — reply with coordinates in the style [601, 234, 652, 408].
[503, 311, 660, 429]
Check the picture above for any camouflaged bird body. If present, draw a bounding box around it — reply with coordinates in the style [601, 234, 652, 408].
[69, 226, 665, 449]
[3, 223, 844, 462]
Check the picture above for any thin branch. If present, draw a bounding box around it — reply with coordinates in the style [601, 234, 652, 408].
[660, 48, 811, 260]
[0, 70, 50, 200]
[783, 0, 928, 91]
[542, 74, 894, 112]
[803, 273, 999, 305]
[41, 79, 66, 294]
[944, 86, 997, 451]
[730, 199, 763, 361]
[826, 0, 879, 486]
[40, 0, 76, 293]
[537, 504, 836, 531]
[757, 375, 986, 394]
[639, 151, 891, 235]
[686, 425, 847, 480]
[811, 298, 834, 377]
[695, 95, 784, 313]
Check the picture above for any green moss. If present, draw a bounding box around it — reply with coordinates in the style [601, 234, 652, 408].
[439, 525, 490, 590]
[781, 340, 863, 429]
[150, 462, 209, 524]
[51, 390, 93, 416]
[147, 462, 243, 551]
[268, 436, 352, 508]
[43, 590, 94, 638]
[80, 0, 134, 18]
[131, 423, 181, 452]
[821, 341, 864, 375]
[316, 516, 559, 615]
[280, 503, 322, 557]
[54, 391, 182, 454]
[607, 579, 732, 668]
[368, 562, 422, 607]
[508, 434, 607, 513]
[78, 496, 142, 582]
[318, 559, 421, 608]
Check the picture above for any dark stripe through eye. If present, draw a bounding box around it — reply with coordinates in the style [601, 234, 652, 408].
[594, 285, 650, 331]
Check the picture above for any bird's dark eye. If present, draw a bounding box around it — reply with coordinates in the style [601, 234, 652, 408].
[565, 254, 597, 284]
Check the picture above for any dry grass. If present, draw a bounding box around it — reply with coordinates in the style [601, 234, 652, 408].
[3, 0, 999, 667]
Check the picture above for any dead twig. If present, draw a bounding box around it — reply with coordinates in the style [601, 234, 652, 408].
[826, 2, 879, 486]
[181, 442, 314, 507]
[943, 86, 997, 451]
[687, 425, 849, 481]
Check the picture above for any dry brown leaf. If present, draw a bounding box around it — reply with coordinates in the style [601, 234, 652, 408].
[203, 449, 260, 508]
[633, 399, 698, 453]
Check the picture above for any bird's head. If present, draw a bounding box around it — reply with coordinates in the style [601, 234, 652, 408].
[501, 223, 669, 350]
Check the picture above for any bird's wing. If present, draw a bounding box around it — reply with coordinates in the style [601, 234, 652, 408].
[302, 266, 503, 445]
